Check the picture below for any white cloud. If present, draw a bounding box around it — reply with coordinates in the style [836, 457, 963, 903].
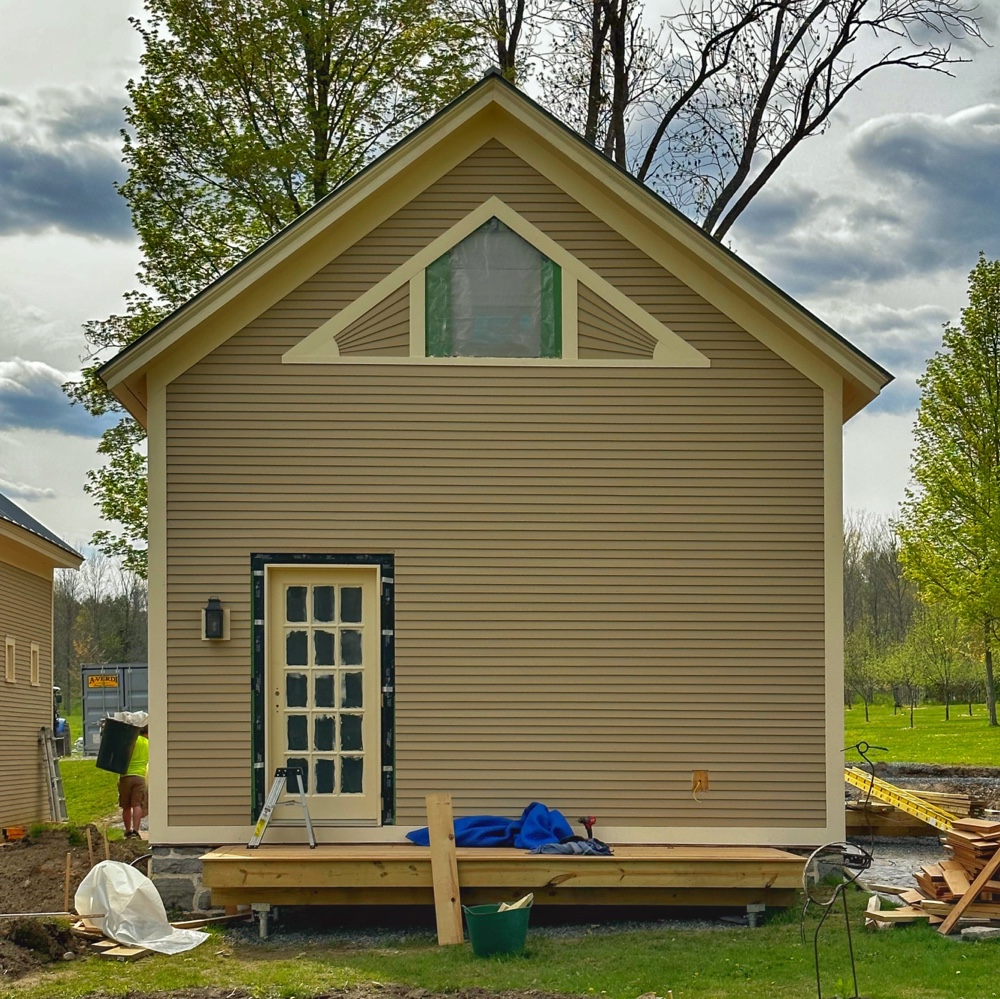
[0, 357, 113, 436]
[0, 425, 108, 548]
[735, 103, 1000, 301]
[0, 87, 132, 240]
[843, 411, 916, 520]
[0, 475, 54, 501]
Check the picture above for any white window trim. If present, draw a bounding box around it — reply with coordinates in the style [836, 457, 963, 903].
[30, 643, 40, 686]
[4, 637, 14, 683]
[283, 197, 709, 369]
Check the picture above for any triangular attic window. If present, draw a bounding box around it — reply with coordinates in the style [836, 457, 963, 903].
[425, 217, 561, 358]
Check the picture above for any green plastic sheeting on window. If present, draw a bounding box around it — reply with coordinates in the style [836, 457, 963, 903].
[425, 253, 452, 356]
[540, 257, 561, 358]
[424, 227, 561, 359]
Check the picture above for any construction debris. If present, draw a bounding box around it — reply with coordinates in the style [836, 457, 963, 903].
[863, 817, 1000, 935]
[71, 920, 153, 962]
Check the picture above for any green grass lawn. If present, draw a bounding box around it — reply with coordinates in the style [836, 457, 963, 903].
[64, 708, 82, 751]
[60, 758, 120, 829]
[845, 700, 1000, 766]
[4, 892, 999, 999]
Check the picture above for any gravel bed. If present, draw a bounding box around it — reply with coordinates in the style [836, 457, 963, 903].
[848, 836, 947, 891]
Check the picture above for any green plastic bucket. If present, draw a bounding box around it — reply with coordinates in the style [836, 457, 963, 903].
[463, 902, 532, 957]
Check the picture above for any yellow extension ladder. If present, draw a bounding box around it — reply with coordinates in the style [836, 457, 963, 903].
[844, 766, 957, 832]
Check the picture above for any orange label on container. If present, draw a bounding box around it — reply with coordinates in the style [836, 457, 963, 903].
[87, 675, 119, 688]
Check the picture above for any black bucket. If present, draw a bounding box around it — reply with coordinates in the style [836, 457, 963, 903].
[96, 718, 138, 774]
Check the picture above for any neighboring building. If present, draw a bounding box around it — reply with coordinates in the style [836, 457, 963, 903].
[0, 494, 82, 825]
[98, 73, 891, 852]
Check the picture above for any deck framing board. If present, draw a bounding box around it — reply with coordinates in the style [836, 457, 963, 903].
[200, 843, 805, 904]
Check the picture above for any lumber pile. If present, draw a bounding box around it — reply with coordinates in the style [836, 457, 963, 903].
[70, 919, 152, 962]
[910, 789, 977, 818]
[867, 817, 1000, 935]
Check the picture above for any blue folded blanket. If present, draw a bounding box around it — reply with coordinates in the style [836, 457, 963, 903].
[406, 801, 573, 849]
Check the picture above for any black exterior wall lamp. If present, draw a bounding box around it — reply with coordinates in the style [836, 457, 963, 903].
[202, 596, 229, 641]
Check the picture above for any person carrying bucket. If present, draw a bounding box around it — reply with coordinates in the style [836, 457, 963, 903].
[119, 725, 148, 839]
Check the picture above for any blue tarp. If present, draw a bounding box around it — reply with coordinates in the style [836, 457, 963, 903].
[406, 801, 573, 849]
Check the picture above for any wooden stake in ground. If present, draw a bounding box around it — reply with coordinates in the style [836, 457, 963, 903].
[86, 828, 94, 869]
[425, 793, 463, 946]
[939, 847, 1000, 935]
[102, 826, 109, 861]
[63, 852, 72, 913]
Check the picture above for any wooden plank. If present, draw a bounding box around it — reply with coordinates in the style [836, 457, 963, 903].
[208, 885, 799, 908]
[99, 946, 151, 962]
[862, 906, 929, 923]
[954, 818, 1000, 836]
[203, 857, 801, 891]
[939, 848, 1000, 935]
[425, 794, 463, 946]
[199, 843, 804, 863]
[940, 861, 972, 897]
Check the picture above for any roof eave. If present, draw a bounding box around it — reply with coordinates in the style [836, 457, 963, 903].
[0, 518, 83, 570]
[98, 72, 892, 420]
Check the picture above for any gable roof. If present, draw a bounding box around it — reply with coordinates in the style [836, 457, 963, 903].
[0, 492, 83, 569]
[99, 70, 892, 423]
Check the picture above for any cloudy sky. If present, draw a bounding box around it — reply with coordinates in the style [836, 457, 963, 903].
[1, 1, 998, 551]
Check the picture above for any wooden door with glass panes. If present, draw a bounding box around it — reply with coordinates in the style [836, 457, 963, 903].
[266, 566, 381, 822]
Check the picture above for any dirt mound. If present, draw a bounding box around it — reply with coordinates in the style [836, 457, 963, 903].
[0, 827, 149, 981]
[0, 826, 148, 918]
[0, 917, 88, 980]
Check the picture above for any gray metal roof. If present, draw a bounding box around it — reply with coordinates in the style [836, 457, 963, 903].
[0, 492, 82, 560]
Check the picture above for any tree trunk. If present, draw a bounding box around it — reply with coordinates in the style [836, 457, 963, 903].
[986, 619, 998, 726]
[864, 697, 870, 723]
[944, 682, 950, 721]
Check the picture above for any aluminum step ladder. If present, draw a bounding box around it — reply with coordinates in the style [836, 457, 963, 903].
[39, 726, 68, 823]
[248, 767, 316, 848]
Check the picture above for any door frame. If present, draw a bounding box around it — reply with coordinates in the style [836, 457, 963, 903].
[251, 553, 395, 824]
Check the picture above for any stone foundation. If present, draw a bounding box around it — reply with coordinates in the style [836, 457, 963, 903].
[150, 846, 214, 912]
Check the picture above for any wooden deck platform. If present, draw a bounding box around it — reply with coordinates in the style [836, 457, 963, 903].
[201, 843, 805, 909]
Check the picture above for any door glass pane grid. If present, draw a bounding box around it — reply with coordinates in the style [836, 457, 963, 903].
[282, 583, 366, 796]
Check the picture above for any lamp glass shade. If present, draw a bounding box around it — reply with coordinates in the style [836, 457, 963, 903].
[204, 598, 225, 639]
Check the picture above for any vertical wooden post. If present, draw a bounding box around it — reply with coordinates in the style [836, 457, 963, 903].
[426, 793, 463, 945]
[86, 828, 95, 869]
[63, 853, 72, 913]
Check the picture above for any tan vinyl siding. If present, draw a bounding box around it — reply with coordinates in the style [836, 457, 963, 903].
[336, 283, 409, 356]
[578, 284, 656, 358]
[0, 559, 53, 825]
[164, 139, 826, 830]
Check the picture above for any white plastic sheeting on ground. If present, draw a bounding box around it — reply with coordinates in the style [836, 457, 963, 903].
[75, 861, 208, 954]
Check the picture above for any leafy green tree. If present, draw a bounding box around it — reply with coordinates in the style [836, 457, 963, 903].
[909, 603, 974, 720]
[882, 640, 920, 728]
[897, 255, 1000, 727]
[844, 627, 883, 723]
[67, 0, 476, 574]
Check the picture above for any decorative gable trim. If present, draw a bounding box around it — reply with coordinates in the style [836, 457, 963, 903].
[283, 197, 709, 368]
